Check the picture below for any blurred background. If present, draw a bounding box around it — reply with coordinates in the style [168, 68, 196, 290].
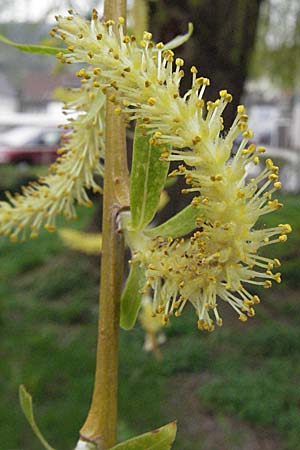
[0, 1, 299, 449]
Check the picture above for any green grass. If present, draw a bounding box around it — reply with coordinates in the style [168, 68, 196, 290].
[0, 190, 299, 450]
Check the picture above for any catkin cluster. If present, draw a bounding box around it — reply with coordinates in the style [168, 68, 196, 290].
[0, 10, 291, 329]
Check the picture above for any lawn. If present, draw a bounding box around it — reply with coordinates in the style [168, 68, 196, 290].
[0, 170, 299, 450]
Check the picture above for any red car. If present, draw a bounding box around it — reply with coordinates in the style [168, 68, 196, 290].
[0, 126, 62, 165]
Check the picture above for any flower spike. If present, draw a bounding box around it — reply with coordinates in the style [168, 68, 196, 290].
[0, 81, 104, 241]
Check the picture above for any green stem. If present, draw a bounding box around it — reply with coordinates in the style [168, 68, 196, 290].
[79, 1, 129, 449]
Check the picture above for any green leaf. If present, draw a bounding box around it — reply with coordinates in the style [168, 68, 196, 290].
[130, 122, 170, 230]
[163, 23, 193, 51]
[145, 204, 203, 239]
[109, 422, 177, 450]
[120, 263, 146, 330]
[19, 385, 56, 450]
[0, 34, 67, 55]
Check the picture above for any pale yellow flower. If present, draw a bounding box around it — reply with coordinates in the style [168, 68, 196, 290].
[50, 10, 291, 330]
[0, 80, 104, 241]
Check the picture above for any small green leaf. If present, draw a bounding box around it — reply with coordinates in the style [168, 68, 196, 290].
[19, 385, 56, 450]
[130, 122, 170, 230]
[120, 263, 146, 330]
[163, 23, 193, 51]
[109, 422, 177, 450]
[145, 204, 203, 239]
[0, 34, 67, 55]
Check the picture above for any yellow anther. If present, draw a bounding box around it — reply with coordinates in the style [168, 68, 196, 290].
[258, 146, 266, 153]
[253, 156, 259, 165]
[190, 66, 198, 73]
[92, 8, 98, 20]
[268, 199, 283, 209]
[279, 223, 292, 234]
[143, 31, 152, 40]
[211, 174, 223, 181]
[197, 320, 204, 330]
[191, 197, 201, 207]
[238, 122, 247, 131]
[156, 42, 164, 49]
[252, 295, 260, 304]
[44, 224, 56, 233]
[243, 129, 254, 139]
[264, 280, 272, 288]
[243, 300, 253, 307]
[192, 135, 201, 145]
[237, 104, 245, 114]
[175, 58, 184, 66]
[219, 89, 228, 98]
[118, 16, 125, 24]
[122, 36, 130, 44]
[114, 107, 122, 115]
[274, 259, 281, 267]
[269, 173, 278, 181]
[247, 307, 255, 317]
[93, 68, 101, 75]
[239, 313, 248, 322]
[206, 100, 213, 110]
[279, 234, 287, 242]
[160, 150, 169, 159]
[148, 97, 156, 106]
[274, 273, 281, 283]
[162, 315, 169, 325]
[196, 99, 205, 108]
[274, 181, 282, 190]
[266, 158, 274, 169]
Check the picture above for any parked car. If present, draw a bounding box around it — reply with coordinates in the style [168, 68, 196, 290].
[0, 126, 63, 165]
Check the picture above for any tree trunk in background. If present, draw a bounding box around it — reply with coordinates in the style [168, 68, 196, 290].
[149, 0, 263, 128]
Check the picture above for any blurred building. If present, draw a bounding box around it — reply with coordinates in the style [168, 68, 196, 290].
[0, 72, 17, 112]
[244, 78, 300, 192]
